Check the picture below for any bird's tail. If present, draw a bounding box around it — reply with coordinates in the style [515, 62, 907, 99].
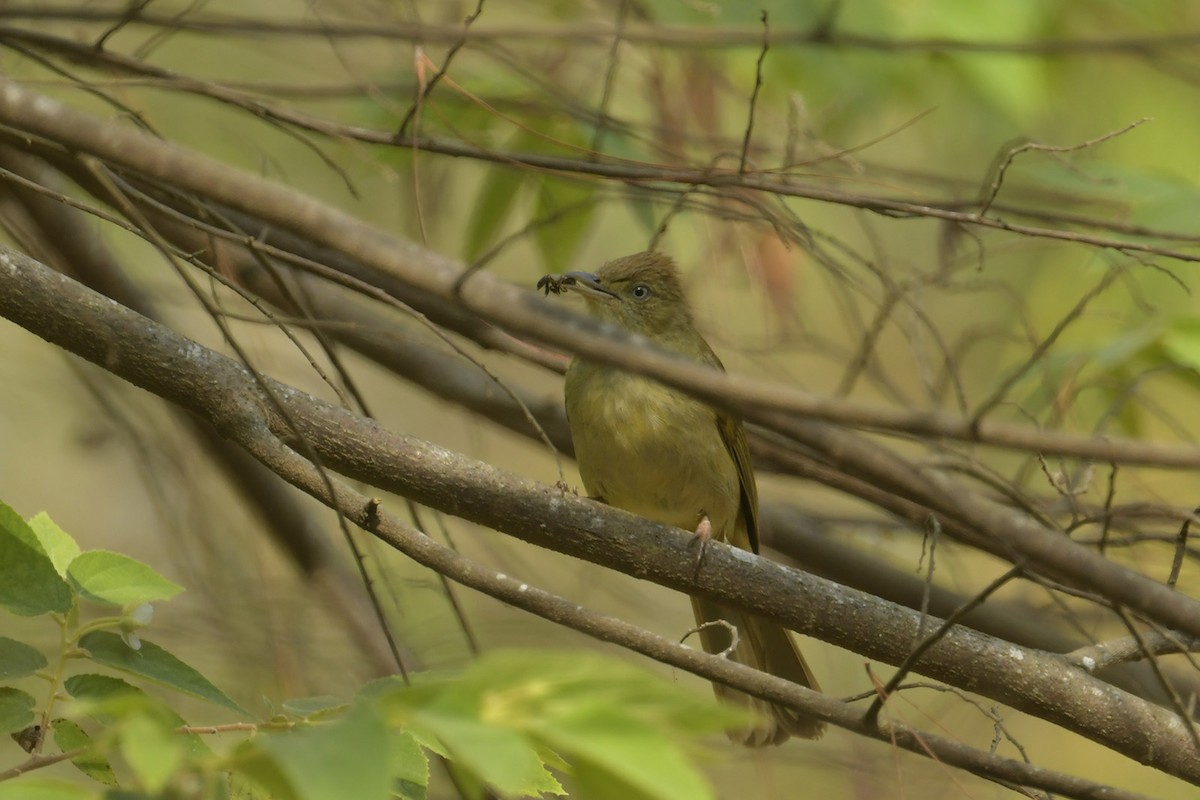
[690, 596, 825, 746]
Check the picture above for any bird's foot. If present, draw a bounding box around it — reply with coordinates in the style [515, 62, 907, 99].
[690, 514, 713, 577]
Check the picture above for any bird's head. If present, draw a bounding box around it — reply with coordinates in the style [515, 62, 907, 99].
[543, 251, 694, 342]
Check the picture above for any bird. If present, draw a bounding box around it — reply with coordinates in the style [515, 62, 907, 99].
[538, 250, 824, 746]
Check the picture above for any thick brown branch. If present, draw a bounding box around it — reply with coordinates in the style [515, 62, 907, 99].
[31, 185, 1182, 712]
[8, 88, 1200, 474]
[1, 243, 1198, 785]
[0, 76, 1195, 645]
[0, 79, 1194, 468]
[248, 429, 1158, 800]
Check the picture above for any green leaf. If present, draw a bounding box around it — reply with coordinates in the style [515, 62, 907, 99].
[1029, 163, 1184, 220]
[380, 676, 552, 793]
[0, 686, 37, 734]
[78, 632, 244, 714]
[1159, 318, 1200, 372]
[228, 770, 274, 800]
[442, 759, 487, 800]
[571, 757, 664, 800]
[65, 673, 144, 710]
[65, 673, 178, 725]
[0, 501, 73, 616]
[280, 696, 346, 719]
[229, 747, 299, 800]
[895, 0, 1049, 124]
[50, 718, 118, 786]
[0, 636, 48, 679]
[26, 512, 81, 578]
[64, 674, 211, 758]
[465, 166, 526, 260]
[381, 650, 736, 798]
[1130, 182, 1200, 236]
[537, 714, 711, 800]
[626, 196, 660, 238]
[244, 702, 394, 800]
[121, 714, 184, 793]
[411, 712, 562, 798]
[376, 650, 745, 799]
[472, 650, 740, 735]
[68, 551, 183, 607]
[533, 177, 595, 270]
[392, 731, 430, 800]
[0, 778, 94, 800]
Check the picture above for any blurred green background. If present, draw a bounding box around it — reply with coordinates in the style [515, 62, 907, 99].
[2, 0, 1200, 797]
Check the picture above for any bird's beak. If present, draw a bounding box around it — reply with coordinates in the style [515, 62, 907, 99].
[562, 271, 618, 300]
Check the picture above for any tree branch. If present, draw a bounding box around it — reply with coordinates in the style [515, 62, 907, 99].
[0, 74, 1194, 651]
[1, 242, 1198, 787]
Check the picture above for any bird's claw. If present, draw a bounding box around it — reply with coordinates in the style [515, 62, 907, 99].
[690, 515, 714, 577]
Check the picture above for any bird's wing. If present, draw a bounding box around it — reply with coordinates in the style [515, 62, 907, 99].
[698, 340, 760, 555]
[717, 411, 760, 554]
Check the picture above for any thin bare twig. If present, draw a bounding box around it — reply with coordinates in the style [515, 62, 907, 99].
[682, 619, 740, 658]
[979, 118, 1151, 217]
[916, 515, 940, 640]
[1114, 606, 1200, 752]
[84, 158, 415, 681]
[1099, 463, 1119, 556]
[971, 260, 1126, 426]
[1168, 507, 1198, 589]
[1068, 628, 1200, 672]
[396, 0, 485, 137]
[863, 566, 1025, 728]
[590, 0, 630, 157]
[738, 11, 769, 174]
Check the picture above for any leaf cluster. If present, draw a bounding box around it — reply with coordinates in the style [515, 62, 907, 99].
[0, 502, 738, 800]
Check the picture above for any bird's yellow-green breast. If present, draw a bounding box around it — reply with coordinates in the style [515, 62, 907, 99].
[566, 361, 741, 534]
[559, 252, 756, 547]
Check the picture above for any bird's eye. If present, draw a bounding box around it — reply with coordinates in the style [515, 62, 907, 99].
[631, 284, 651, 300]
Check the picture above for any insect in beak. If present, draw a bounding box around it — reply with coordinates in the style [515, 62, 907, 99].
[536, 271, 618, 299]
